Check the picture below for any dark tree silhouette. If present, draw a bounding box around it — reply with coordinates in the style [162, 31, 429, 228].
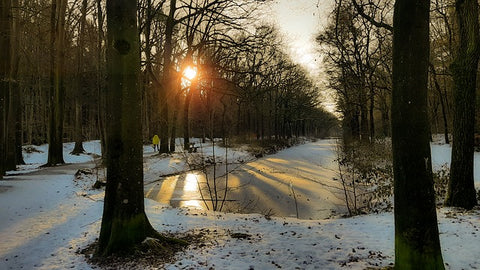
[46, 0, 67, 166]
[446, 0, 479, 210]
[0, 0, 12, 178]
[70, 0, 88, 155]
[97, 0, 157, 256]
[158, 0, 176, 153]
[391, 0, 445, 268]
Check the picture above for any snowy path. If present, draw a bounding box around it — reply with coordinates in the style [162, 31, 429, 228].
[0, 162, 103, 269]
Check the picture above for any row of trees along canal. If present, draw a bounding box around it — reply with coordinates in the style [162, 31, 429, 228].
[318, 0, 480, 147]
[0, 0, 339, 177]
[318, 0, 478, 207]
[1, 0, 479, 267]
[318, 0, 479, 268]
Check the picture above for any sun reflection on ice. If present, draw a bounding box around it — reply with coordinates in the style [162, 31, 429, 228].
[184, 173, 199, 192]
[181, 200, 202, 208]
[180, 173, 203, 209]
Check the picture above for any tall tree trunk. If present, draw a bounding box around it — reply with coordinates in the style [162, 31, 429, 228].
[97, 0, 156, 256]
[96, 0, 106, 161]
[183, 86, 193, 151]
[5, 0, 17, 170]
[343, 106, 360, 145]
[392, 0, 445, 268]
[12, 0, 24, 165]
[446, 0, 479, 210]
[0, 0, 12, 178]
[360, 103, 369, 143]
[381, 107, 389, 137]
[170, 85, 180, 152]
[71, 0, 88, 155]
[71, 101, 85, 154]
[47, 0, 67, 166]
[368, 85, 375, 141]
[143, 0, 153, 141]
[237, 101, 241, 136]
[158, 91, 169, 152]
[159, 0, 177, 153]
[5, 79, 16, 170]
[14, 83, 23, 165]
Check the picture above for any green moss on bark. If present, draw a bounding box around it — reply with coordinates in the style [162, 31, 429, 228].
[395, 234, 445, 270]
[100, 213, 147, 256]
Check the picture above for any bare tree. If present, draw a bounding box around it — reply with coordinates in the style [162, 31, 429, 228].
[429, 0, 454, 144]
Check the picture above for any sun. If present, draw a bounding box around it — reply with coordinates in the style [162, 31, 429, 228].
[183, 66, 197, 81]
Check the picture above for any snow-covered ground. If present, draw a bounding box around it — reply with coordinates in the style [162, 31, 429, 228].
[0, 139, 479, 269]
[431, 139, 480, 189]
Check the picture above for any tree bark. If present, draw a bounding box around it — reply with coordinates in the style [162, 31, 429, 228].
[183, 85, 193, 151]
[169, 78, 181, 152]
[445, 0, 479, 210]
[71, 0, 88, 155]
[47, 0, 67, 166]
[143, 0, 153, 141]
[359, 103, 368, 143]
[159, 0, 177, 153]
[368, 84, 375, 141]
[12, 0, 24, 165]
[96, 0, 107, 162]
[5, 0, 16, 170]
[0, 0, 12, 178]
[6, 77, 16, 170]
[97, 0, 156, 256]
[392, 0, 445, 268]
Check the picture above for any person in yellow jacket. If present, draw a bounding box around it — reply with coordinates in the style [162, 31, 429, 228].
[152, 134, 160, 152]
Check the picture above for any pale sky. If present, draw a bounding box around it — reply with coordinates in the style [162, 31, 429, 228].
[268, 0, 336, 112]
[269, 0, 333, 75]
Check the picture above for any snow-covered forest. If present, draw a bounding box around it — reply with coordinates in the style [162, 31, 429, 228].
[0, 139, 479, 269]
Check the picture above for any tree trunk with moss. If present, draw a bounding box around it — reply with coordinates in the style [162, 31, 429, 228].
[97, 0, 156, 256]
[391, 0, 445, 268]
[446, 0, 479, 210]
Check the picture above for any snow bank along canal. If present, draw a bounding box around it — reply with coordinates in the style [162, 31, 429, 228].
[145, 140, 349, 219]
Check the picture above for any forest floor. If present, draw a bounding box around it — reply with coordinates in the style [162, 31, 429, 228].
[0, 139, 479, 269]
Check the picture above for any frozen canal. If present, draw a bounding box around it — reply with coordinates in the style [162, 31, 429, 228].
[145, 139, 347, 219]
